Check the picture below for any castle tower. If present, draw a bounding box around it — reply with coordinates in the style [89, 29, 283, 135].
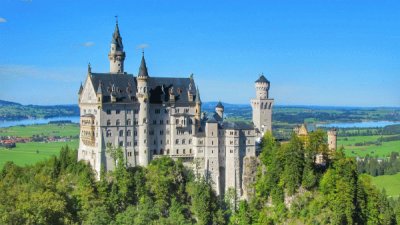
[251, 74, 274, 137]
[327, 129, 337, 151]
[108, 19, 126, 73]
[215, 101, 224, 121]
[137, 53, 150, 166]
[195, 87, 202, 124]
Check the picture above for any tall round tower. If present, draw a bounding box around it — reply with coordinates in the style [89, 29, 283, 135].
[255, 75, 270, 99]
[327, 129, 337, 151]
[137, 53, 150, 166]
[108, 19, 126, 73]
[251, 74, 274, 137]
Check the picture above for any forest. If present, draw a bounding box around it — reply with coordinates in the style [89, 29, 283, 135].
[1, 131, 400, 224]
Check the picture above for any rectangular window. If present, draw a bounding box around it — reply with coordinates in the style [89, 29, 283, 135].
[160, 120, 163, 125]
[127, 110, 132, 114]
[116, 110, 120, 114]
[155, 109, 161, 114]
[106, 109, 111, 115]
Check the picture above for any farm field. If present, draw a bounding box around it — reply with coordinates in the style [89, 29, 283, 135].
[0, 123, 79, 138]
[368, 173, 400, 199]
[338, 135, 400, 157]
[0, 123, 80, 169]
[0, 139, 79, 168]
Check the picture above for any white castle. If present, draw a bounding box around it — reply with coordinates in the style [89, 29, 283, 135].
[77, 22, 274, 199]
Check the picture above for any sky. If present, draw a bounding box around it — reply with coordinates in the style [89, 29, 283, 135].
[0, 0, 399, 107]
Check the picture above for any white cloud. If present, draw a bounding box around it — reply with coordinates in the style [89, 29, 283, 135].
[0, 17, 7, 23]
[82, 41, 95, 47]
[137, 43, 149, 50]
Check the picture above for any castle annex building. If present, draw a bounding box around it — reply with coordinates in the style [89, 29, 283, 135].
[77, 22, 274, 198]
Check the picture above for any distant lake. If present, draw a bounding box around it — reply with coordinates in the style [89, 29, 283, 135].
[318, 121, 400, 128]
[0, 116, 80, 128]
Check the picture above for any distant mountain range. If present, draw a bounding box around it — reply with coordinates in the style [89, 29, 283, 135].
[1, 99, 399, 123]
[0, 100, 22, 107]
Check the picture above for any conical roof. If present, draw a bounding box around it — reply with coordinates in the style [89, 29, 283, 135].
[195, 87, 201, 103]
[138, 54, 149, 77]
[96, 82, 102, 94]
[111, 22, 123, 49]
[78, 83, 83, 94]
[216, 101, 224, 109]
[255, 74, 269, 83]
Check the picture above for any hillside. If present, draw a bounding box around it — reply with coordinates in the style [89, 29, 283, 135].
[0, 99, 79, 120]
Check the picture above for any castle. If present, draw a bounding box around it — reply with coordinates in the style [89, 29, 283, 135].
[77, 22, 273, 199]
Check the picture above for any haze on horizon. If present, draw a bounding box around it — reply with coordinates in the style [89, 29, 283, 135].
[0, 0, 399, 107]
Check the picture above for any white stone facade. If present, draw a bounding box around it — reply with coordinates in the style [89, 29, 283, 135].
[77, 23, 273, 199]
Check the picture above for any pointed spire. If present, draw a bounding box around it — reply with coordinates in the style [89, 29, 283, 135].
[78, 82, 83, 94]
[138, 52, 149, 78]
[87, 63, 91, 74]
[96, 82, 102, 95]
[216, 101, 224, 109]
[111, 18, 123, 49]
[195, 87, 201, 103]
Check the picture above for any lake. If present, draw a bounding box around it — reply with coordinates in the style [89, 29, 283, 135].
[317, 121, 400, 128]
[0, 116, 80, 128]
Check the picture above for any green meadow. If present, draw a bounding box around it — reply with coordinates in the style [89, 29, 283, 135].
[369, 173, 400, 199]
[0, 124, 80, 168]
[0, 123, 79, 138]
[338, 135, 400, 157]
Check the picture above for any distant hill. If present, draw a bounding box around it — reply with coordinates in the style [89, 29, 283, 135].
[0, 100, 79, 121]
[0, 100, 21, 107]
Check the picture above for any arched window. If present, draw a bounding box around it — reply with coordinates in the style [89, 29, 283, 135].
[127, 130, 131, 136]
[183, 149, 186, 154]
[182, 139, 186, 144]
[107, 120, 111, 126]
[126, 119, 131, 125]
[176, 139, 179, 144]
[160, 149, 164, 155]
[189, 139, 192, 144]
[119, 130, 123, 137]
[116, 119, 120, 126]
[167, 149, 170, 154]
[106, 130, 112, 137]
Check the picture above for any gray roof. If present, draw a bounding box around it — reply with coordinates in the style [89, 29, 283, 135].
[212, 112, 223, 122]
[222, 121, 254, 130]
[148, 77, 196, 104]
[90, 73, 136, 103]
[206, 117, 218, 123]
[255, 75, 269, 83]
[88, 72, 197, 105]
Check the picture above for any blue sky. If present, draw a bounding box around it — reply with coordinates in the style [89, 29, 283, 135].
[0, 0, 399, 106]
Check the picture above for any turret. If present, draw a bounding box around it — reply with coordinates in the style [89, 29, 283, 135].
[195, 87, 202, 122]
[215, 101, 224, 121]
[96, 81, 103, 105]
[251, 73, 274, 138]
[78, 82, 83, 103]
[327, 129, 337, 151]
[136, 52, 150, 166]
[255, 74, 270, 99]
[108, 19, 125, 73]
